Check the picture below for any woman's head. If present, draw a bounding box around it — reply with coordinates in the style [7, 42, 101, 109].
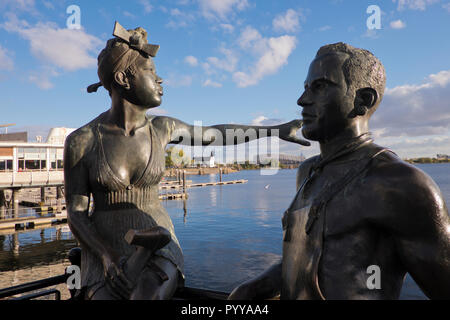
[88, 23, 163, 108]
[97, 27, 146, 92]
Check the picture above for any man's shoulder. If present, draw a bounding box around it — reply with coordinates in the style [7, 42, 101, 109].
[368, 148, 435, 190]
[367, 147, 445, 213]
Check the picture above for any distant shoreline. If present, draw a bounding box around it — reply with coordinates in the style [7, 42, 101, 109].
[405, 158, 450, 164]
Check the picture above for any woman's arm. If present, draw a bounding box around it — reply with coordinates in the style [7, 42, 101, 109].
[151, 116, 310, 147]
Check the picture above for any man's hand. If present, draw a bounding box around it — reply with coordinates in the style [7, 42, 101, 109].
[277, 120, 311, 146]
[228, 282, 257, 300]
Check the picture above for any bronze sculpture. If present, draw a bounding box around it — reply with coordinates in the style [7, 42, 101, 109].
[228, 42, 450, 300]
[64, 22, 310, 300]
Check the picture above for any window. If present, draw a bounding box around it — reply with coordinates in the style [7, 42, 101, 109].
[25, 160, 40, 170]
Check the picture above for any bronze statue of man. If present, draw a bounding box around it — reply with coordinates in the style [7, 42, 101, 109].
[64, 22, 309, 300]
[228, 42, 450, 300]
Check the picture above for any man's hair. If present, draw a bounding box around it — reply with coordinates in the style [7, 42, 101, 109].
[316, 42, 386, 114]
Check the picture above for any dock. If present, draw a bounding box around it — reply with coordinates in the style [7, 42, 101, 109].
[0, 212, 67, 234]
[159, 179, 247, 189]
[0, 176, 248, 233]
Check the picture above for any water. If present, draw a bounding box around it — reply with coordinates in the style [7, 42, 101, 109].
[1, 163, 449, 299]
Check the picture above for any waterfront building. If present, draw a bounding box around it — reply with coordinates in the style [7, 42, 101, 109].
[0, 128, 75, 186]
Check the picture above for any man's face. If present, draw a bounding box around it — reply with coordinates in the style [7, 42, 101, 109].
[298, 53, 355, 142]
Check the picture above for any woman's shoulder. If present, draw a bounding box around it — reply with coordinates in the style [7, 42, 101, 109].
[65, 112, 106, 157]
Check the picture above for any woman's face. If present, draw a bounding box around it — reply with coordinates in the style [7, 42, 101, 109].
[126, 55, 163, 108]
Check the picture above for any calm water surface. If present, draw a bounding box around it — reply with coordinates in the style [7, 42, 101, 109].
[1, 163, 449, 299]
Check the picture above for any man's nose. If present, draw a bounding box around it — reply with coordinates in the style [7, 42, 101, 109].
[156, 76, 163, 84]
[297, 91, 312, 107]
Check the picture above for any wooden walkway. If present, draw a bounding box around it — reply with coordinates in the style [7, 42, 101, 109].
[159, 179, 248, 189]
[0, 179, 248, 232]
[0, 212, 67, 233]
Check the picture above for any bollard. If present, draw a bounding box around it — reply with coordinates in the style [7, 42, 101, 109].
[0, 190, 5, 220]
[40, 187, 46, 204]
[56, 186, 63, 213]
[12, 188, 19, 219]
[219, 168, 222, 182]
[182, 170, 186, 196]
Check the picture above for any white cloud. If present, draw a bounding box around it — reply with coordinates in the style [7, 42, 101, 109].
[42, 1, 54, 9]
[251, 116, 284, 126]
[1, 14, 102, 71]
[318, 25, 332, 32]
[123, 11, 135, 18]
[443, 2, 450, 12]
[205, 48, 238, 73]
[233, 33, 297, 87]
[184, 55, 199, 67]
[198, 26, 297, 88]
[371, 69, 450, 138]
[166, 9, 195, 29]
[390, 19, 406, 29]
[140, 0, 153, 13]
[220, 23, 235, 33]
[272, 9, 303, 33]
[171, 8, 183, 16]
[198, 0, 249, 20]
[0, 0, 38, 15]
[376, 135, 450, 158]
[0, 45, 14, 71]
[202, 79, 223, 87]
[251, 116, 268, 126]
[238, 26, 264, 51]
[164, 74, 193, 87]
[393, 0, 440, 10]
[28, 66, 59, 90]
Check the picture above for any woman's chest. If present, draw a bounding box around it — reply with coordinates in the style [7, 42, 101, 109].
[98, 128, 153, 186]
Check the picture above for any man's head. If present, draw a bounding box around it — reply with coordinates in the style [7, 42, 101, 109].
[298, 42, 386, 142]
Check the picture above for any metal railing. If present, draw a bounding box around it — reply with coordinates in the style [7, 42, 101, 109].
[0, 274, 68, 300]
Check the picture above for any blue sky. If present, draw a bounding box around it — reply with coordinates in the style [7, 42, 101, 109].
[1, 0, 450, 159]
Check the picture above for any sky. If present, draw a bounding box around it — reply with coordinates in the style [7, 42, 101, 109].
[0, 0, 449, 160]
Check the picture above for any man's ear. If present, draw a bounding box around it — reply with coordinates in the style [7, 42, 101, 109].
[352, 87, 378, 116]
[113, 71, 130, 90]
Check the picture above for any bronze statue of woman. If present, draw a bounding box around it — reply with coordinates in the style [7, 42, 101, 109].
[64, 22, 309, 300]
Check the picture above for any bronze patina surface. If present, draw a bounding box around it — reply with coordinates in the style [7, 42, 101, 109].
[64, 22, 309, 300]
[228, 43, 450, 300]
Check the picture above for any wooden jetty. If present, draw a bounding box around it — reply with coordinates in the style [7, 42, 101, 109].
[0, 212, 67, 234]
[0, 178, 247, 232]
[159, 179, 247, 189]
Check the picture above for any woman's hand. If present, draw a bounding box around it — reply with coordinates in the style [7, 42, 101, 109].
[277, 119, 311, 146]
[102, 253, 133, 299]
